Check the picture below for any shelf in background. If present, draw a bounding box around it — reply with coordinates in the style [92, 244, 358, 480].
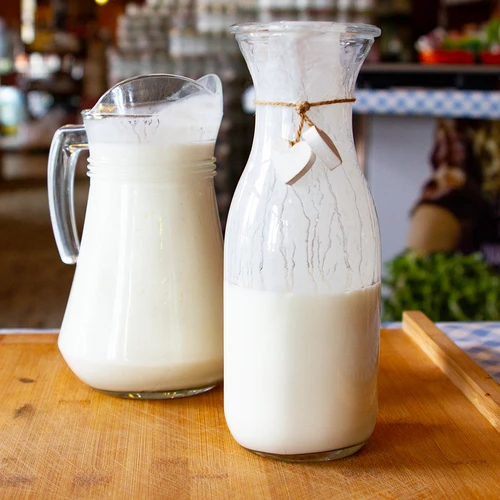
[359, 63, 500, 91]
[362, 63, 500, 75]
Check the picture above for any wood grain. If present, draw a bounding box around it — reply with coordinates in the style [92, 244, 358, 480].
[403, 311, 500, 432]
[1, 329, 499, 499]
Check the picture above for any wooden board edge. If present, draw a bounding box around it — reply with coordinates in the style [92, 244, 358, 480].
[0, 333, 59, 344]
[402, 311, 500, 433]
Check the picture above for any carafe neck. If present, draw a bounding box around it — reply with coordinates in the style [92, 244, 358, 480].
[238, 28, 371, 102]
[236, 25, 373, 164]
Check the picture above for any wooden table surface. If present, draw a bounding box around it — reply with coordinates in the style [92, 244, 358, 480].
[1, 322, 500, 499]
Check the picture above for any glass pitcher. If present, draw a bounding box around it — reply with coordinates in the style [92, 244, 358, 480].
[48, 74, 224, 399]
[224, 22, 382, 461]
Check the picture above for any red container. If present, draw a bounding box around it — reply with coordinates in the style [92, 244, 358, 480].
[419, 49, 475, 65]
[480, 51, 500, 65]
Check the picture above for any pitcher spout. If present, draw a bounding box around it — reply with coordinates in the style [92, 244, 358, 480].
[197, 74, 223, 98]
[80, 74, 223, 147]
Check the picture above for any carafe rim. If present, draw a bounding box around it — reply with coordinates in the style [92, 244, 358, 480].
[229, 21, 381, 38]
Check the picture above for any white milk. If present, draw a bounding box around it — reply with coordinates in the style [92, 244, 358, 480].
[224, 282, 380, 456]
[58, 142, 223, 393]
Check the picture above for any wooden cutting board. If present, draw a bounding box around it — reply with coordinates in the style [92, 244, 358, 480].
[1, 312, 500, 500]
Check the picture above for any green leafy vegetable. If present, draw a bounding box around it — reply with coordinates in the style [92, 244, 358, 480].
[382, 251, 500, 322]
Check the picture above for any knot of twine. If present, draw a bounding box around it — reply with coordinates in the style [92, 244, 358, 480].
[254, 98, 356, 146]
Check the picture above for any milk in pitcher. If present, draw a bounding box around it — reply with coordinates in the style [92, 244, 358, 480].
[49, 75, 224, 398]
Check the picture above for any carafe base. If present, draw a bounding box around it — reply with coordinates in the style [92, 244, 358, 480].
[96, 384, 217, 400]
[247, 442, 366, 463]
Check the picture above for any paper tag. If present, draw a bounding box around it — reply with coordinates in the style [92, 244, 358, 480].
[272, 139, 316, 185]
[303, 126, 342, 171]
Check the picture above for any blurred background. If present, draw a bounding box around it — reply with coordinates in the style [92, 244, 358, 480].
[0, 0, 499, 327]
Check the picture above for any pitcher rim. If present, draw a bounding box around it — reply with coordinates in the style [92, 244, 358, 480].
[229, 21, 381, 38]
[81, 110, 157, 119]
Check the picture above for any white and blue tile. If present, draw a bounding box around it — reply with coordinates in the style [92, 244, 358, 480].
[383, 321, 500, 383]
[354, 89, 500, 120]
[243, 87, 500, 120]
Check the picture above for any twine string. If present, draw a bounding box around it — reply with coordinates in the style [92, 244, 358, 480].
[254, 98, 356, 145]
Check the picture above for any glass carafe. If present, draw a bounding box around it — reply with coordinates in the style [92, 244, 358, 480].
[48, 74, 224, 399]
[224, 22, 382, 461]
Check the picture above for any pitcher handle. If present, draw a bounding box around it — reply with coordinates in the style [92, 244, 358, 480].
[47, 125, 88, 264]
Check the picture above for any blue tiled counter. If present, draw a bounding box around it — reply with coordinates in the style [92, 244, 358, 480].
[243, 86, 500, 120]
[384, 322, 500, 383]
[355, 89, 500, 119]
